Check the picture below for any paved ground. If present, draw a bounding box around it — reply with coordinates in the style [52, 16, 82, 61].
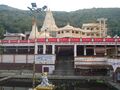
[106, 80, 120, 90]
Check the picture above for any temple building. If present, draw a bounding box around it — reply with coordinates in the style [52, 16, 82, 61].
[28, 10, 107, 39]
[0, 9, 120, 79]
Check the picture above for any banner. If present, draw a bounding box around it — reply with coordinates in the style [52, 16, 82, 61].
[109, 61, 120, 72]
[35, 55, 56, 64]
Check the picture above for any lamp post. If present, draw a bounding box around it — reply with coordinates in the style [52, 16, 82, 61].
[28, 3, 47, 89]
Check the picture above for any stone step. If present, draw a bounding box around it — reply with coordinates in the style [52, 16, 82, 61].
[53, 70, 74, 75]
[54, 57, 74, 75]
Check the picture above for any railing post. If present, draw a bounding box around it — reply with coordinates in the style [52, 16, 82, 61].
[74, 44, 77, 57]
[84, 45, 86, 56]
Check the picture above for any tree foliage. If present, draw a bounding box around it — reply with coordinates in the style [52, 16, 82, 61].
[0, 25, 5, 39]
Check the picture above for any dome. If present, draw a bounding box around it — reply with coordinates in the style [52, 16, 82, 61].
[59, 23, 74, 30]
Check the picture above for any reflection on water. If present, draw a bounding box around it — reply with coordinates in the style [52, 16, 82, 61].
[0, 85, 117, 90]
[0, 86, 29, 90]
[0, 82, 118, 90]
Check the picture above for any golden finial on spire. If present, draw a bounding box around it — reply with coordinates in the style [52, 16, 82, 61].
[32, 17, 36, 25]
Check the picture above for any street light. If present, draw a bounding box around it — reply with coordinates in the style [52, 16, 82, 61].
[28, 3, 47, 89]
[28, 3, 47, 16]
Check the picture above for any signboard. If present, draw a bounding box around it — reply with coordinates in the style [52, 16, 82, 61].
[108, 59, 120, 72]
[35, 55, 56, 64]
[75, 57, 106, 62]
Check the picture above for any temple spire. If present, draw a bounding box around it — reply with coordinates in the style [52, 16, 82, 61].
[29, 18, 39, 39]
[41, 9, 58, 32]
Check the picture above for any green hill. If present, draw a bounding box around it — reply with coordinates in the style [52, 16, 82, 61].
[0, 5, 120, 37]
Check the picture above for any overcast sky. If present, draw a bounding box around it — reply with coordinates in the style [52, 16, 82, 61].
[0, 0, 120, 11]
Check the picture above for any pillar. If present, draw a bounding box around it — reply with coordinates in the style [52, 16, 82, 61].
[4, 47, 6, 53]
[99, 20, 102, 38]
[16, 47, 18, 53]
[13, 55, 15, 63]
[103, 19, 107, 37]
[104, 45, 107, 56]
[43, 44, 46, 54]
[94, 45, 96, 56]
[74, 44, 77, 57]
[52, 45, 55, 54]
[35, 43, 38, 54]
[115, 42, 118, 57]
[84, 45, 86, 56]
[28, 46, 30, 53]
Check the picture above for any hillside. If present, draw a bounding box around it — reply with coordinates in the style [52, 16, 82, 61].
[0, 5, 120, 37]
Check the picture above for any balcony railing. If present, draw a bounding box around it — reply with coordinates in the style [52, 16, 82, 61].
[0, 38, 120, 44]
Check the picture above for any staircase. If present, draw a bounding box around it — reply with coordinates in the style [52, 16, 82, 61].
[53, 56, 74, 76]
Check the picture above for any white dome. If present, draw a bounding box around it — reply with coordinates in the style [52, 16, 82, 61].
[60, 23, 74, 30]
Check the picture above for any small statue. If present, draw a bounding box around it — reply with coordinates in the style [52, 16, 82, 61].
[35, 72, 55, 90]
[39, 72, 50, 86]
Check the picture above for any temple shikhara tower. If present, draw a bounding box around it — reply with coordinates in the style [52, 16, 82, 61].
[0, 9, 120, 79]
[29, 9, 108, 39]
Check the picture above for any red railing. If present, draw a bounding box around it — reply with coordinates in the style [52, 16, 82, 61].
[105, 38, 115, 42]
[0, 38, 119, 44]
[70, 38, 80, 42]
[37, 38, 46, 42]
[94, 38, 103, 42]
[82, 38, 92, 42]
[48, 38, 57, 42]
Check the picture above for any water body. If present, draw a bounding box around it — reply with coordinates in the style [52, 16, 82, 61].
[0, 86, 29, 90]
[0, 81, 118, 90]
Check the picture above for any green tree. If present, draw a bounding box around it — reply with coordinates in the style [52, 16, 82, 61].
[0, 25, 5, 39]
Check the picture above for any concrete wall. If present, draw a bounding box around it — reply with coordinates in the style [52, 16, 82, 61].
[0, 54, 56, 64]
[0, 54, 56, 74]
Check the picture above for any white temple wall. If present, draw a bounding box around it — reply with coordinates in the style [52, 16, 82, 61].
[2, 55, 14, 63]
[15, 55, 26, 63]
[27, 55, 34, 63]
[0, 54, 56, 64]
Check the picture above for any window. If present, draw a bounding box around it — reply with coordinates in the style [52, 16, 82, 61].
[96, 27, 99, 30]
[91, 33, 94, 36]
[87, 27, 89, 30]
[44, 67, 49, 72]
[82, 32, 85, 35]
[66, 31, 69, 33]
[91, 28, 93, 30]
[76, 31, 79, 34]
[96, 34, 99, 36]
[87, 33, 90, 36]
[58, 31, 60, 34]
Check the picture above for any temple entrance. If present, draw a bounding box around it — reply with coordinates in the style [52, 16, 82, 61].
[56, 45, 74, 58]
[53, 45, 74, 75]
